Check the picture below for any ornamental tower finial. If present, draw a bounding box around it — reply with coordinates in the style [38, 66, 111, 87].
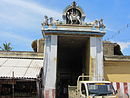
[72, 1, 77, 7]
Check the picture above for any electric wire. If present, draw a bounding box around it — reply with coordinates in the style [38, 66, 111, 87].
[104, 23, 130, 42]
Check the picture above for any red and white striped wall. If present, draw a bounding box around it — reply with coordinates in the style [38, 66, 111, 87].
[112, 82, 130, 98]
[44, 89, 55, 98]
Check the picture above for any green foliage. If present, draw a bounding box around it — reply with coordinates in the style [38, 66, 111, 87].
[59, 21, 63, 25]
[0, 42, 13, 51]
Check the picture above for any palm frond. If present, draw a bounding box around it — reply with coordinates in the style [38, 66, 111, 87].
[0, 42, 13, 51]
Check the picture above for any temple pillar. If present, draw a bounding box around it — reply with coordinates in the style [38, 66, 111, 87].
[96, 37, 104, 80]
[43, 35, 57, 98]
[90, 37, 97, 80]
[90, 37, 104, 81]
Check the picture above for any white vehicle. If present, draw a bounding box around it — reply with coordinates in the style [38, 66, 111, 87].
[68, 76, 118, 98]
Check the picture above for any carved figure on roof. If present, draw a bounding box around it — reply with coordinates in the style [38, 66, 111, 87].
[49, 17, 53, 25]
[49, 17, 60, 25]
[87, 19, 106, 29]
[66, 9, 81, 24]
[63, 1, 86, 25]
[43, 15, 49, 25]
[88, 20, 98, 27]
[99, 19, 105, 29]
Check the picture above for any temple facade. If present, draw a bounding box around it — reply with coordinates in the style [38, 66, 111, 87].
[0, 2, 130, 98]
[42, 2, 106, 98]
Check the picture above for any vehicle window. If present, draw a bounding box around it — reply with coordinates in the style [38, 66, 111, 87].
[88, 84, 98, 90]
[81, 83, 86, 95]
[87, 83, 115, 96]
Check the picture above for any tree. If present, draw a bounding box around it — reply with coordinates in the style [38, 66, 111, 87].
[0, 42, 13, 51]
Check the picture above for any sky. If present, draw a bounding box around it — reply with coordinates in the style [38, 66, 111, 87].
[0, 0, 130, 55]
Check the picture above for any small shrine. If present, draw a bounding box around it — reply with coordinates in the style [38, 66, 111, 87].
[62, 1, 86, 24]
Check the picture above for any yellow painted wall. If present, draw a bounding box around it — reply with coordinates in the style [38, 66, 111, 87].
[104, 61, 130, 82]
